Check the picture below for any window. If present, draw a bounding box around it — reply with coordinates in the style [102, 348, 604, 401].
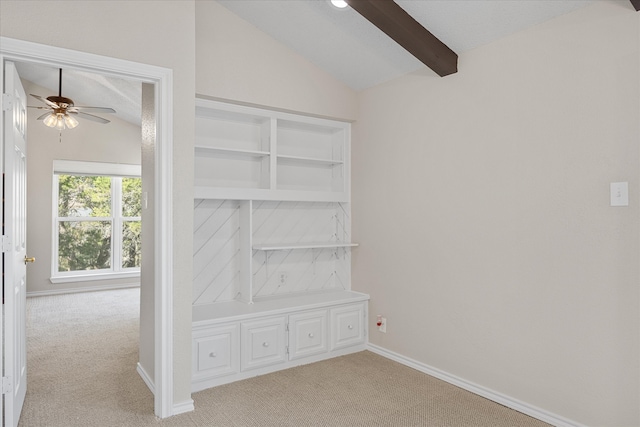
[51, 161, 142, 283]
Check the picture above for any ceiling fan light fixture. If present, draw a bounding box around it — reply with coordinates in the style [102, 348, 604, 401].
[43, 112, 78, 131]
[64, 114, 79, 129]
[43, 113, 58, 128]
[330, 0, 349, 9]
[55, 114, 66, 131]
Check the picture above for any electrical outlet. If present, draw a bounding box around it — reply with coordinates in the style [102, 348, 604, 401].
[278, 272, 288, 286]
[380, 317, 386, 333]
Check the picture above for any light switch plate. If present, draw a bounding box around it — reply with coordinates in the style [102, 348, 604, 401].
[610, 182, 629, 207]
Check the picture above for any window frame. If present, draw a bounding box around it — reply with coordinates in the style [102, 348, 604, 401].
[50, 160, 142, 283]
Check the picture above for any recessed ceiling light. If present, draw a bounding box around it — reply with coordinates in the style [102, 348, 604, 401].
[330, 0, 349, 9]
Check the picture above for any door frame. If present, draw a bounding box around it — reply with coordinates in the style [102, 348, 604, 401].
[0, 37, 175, 418]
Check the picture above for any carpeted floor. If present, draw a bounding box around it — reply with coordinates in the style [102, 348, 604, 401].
[20, 288, 550, 427]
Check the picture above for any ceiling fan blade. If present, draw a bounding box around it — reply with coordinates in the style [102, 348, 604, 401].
[72, 111, 111, 124]
[36, 112, 51, 121]
[27, 106, 51, 110]
[71, 106, 116, 114]
[30, 94, 59, 109]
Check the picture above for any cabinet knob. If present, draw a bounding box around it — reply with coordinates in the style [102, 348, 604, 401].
[347, 325, 353, 330]
[263, 342, 269, 347]
[308, 333, 314, 338]
[209, 352, 217, 358]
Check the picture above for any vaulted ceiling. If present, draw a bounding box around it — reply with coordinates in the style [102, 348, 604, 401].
[15, 0, 619, 127]
[218, 0, 598, 90]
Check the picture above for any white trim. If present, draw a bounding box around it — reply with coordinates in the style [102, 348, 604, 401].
[27, 282, 139, 298]
[49, 271, 140, 284]
[367, 344, 586, 427]
[53, 160, 141, 177]
[137, 362, 155, 394]
[1, 36, 176, 418]
[154, 60, 174, 419]
[173, 400, 195, 416]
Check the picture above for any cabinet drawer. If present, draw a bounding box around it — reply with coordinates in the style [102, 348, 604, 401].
[192, 324, 239, 381]
[241, 316, 287, 371]
[289, 310, 328, 360]
[330, 304, 365, 351]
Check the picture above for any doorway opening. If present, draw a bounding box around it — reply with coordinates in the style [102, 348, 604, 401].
[1, 37, 175, 420]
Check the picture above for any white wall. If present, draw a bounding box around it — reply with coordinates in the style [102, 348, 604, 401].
[24, 80, 141, 295]
[0, 0, 195, 407]
[352, 2, 639, 426]
[195, 0, 357, 121]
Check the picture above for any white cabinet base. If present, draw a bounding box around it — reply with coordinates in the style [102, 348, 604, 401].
[192, 293, 368, 393]
[289, 310, 328, 360]
[241, 317, 287, 371]
[192, 324, 239, 390]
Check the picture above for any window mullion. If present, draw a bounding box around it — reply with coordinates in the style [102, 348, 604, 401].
[52, 174, 60, 277]
[113, 177, 122, 273]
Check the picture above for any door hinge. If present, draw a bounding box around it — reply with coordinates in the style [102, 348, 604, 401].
[285, 346, 289, 355]
[2, 376, 12, 394]
[2, 235, 11, 253]
[285, 322, 289, 332]
[2, 93, 12, 112]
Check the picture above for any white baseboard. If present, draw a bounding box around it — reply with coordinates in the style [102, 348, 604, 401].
[367, 344, 586, 427]
[173, 399, 195, 416]
[136, 362, 155, 394]
[27, 282, 139, 298]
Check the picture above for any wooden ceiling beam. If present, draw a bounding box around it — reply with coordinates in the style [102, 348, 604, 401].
[631, 0, 640, 11]
[344, 0, 458, 77]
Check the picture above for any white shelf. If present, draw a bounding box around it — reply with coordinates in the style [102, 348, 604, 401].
[193, 290, 369, 325]
[253, 242, 358, 251]
[195, 146, 269, 158]
[193, 186, 349, 202]
[277, 154, 343, 166]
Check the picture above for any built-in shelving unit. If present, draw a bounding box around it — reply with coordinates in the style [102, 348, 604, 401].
[192, 98, 366, 392]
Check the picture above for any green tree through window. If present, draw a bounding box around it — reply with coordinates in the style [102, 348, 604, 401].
[56, 174, 141, 275]
[121, 177, 142, 269]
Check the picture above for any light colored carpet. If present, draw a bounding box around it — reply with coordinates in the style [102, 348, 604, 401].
[21, 288, 551, 427]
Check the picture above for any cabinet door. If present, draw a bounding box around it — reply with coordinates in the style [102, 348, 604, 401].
[330, 304, 365, 351]
[192, 324, 239, 381]
[241, 316, 287, 371]
[289, 310, 328, 360]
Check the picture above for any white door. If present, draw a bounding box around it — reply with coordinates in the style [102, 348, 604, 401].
[2, 60, 28, 427]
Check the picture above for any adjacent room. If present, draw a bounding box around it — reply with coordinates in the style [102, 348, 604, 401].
[1, 1, 638, 427]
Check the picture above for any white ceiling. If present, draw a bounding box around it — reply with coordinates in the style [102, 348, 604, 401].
[219, 0, 596, 90]
[13, 0, 599, 124]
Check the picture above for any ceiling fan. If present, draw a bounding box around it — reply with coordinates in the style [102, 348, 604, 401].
[29, 68, 116, 130]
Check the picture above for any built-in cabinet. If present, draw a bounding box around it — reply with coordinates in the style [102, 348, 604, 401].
[192, 98, 367, 392]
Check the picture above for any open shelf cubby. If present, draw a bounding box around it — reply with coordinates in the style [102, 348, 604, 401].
[194, 98, 350, 202]
[193, 199, 357, 312]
